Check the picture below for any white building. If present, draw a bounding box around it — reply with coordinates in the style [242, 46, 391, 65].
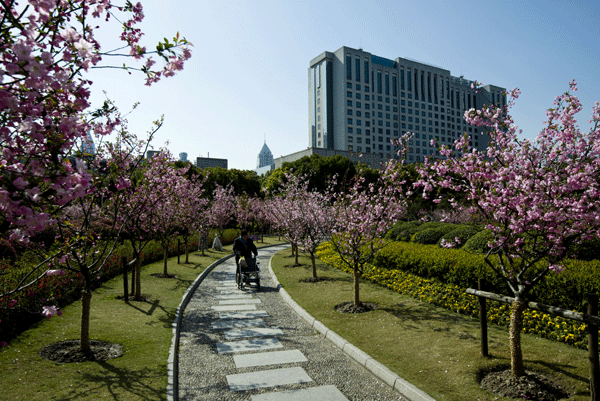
[308, 46, 506, 163]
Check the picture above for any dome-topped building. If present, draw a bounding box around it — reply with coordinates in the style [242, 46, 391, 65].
[257, 141, 274, 168]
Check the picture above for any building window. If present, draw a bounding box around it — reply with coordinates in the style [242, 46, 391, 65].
[348, 127, 353, 133]
[347, 91, 352, 97]
[348, 118, 353, 124]
[365, 138, 370, 144]
[347, 100, 352, 106]
[347, 109, 352, 115]
[364, 60, 369, 83]
[356, 84, 361, 90]
[357, 146, 362, 152]
[348, 136, 353, 142]
[385, 74, 390, 96]
[356, 102, 361, 108]
[348, 145, 353, 151]
[377, 72, 382, 94]
[356, 93, 361, 99]
[346, 55, 352, 80]
[392, 75, 397, 97]
[347, 82, 352, 89]
[355, 58, 360, 81]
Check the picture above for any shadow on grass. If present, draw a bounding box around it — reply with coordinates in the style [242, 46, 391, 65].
[124, 298, 175, 327]
[61, 361, 164, 401]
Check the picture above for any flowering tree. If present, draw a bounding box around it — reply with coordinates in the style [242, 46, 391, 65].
[297, 190, 333, 279]
[119, 149, 177, 295]
[0, 0, 191, 247]
[329, 161, 407, 307]
[266, 174, 309, 266]
[209, 184, 235, 238]
[1, 122, 147, 351]
[175, 174, 208, 263]
[417, 81, 600, 377]
[234, 194, 257, 232]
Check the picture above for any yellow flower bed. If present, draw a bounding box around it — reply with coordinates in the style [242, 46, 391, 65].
[317, 242, 590, 349]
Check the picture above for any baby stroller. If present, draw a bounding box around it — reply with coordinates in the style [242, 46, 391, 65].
[235, 253, 260, 290]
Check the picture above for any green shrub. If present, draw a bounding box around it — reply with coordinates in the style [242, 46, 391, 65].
[462, 229, 494, 253]
[386, 221, 423, 242]
[413, 224, 457, 245]
[438, 225, 481, 248]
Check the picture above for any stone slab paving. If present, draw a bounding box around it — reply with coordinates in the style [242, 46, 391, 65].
[219, 310, 269, 319]
[233, 349, 308, 369]
[216, 337, 283, 354]
[251, 385, 349, 401]
[212, 318, 267, 330]
[224, 327, 284, 340]
[215, 294, 254, 300]
[177, 245, 405, 401]
[226, 367, 313, 391]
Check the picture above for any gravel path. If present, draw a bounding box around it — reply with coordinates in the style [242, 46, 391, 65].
[177, 245, 406, 400]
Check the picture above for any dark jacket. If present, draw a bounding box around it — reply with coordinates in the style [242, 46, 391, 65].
[233, 236, 258, 262]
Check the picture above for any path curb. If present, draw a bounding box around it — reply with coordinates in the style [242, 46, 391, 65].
[267, 252, 437, 401]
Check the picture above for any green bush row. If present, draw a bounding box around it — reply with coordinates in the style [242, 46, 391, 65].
[317, 242, 592, 349]
[373, 241, 600, 312]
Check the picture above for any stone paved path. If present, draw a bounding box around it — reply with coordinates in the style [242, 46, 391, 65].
[177, 245, 404, 400]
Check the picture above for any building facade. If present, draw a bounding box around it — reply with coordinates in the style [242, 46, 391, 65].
[195, 157, 228, 169]
[309, 46, 506, 163]
[179, 152, 188, 162]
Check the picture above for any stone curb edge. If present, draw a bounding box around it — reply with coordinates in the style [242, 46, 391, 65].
[167, 243, 288, 401]
[267, 250, 437, 401]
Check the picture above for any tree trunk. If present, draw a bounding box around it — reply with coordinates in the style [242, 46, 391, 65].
[290, 242, 295, 257]
[80, 290, 92, 352]
[311, 253, 317, 278]
[185, 237, 189, 263]
[201, 236, 205, 256]
[509, 299, 527, 376]
[294, 244, 299, 265]
[163, 243, 169, 275]
[135, 257, 142, 298]
[353, 268, 361, 307]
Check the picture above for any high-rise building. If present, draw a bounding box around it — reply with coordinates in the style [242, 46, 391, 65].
[256, 141, 274, 168]
[179, 152, 188, 162]
[308, 46, 506, 163]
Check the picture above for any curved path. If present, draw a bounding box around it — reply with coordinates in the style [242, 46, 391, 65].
[175, 245, 432, 400]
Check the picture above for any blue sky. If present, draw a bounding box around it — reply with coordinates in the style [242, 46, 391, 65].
[88, 0, 600, 171]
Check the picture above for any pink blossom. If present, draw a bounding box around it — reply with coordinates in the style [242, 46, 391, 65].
[42, 305, 62, 318]
[45, 269, 66, 276]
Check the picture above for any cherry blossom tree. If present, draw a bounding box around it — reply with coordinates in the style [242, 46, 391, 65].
[209, 184, 235, 239]
[417, 81, 600, 377]
[0, 1, 192, 247]
[329, 161, 407, 307]
[266, 174, 309, 266]
[174, 174, 208, 264]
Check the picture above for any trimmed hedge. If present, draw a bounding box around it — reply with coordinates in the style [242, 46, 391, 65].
[317, 241, 595, 349]
[462, 229, 494, 253]
[437, 225, 481, 248]
[412, 224, 457, 245]
[386, 221, 423, 242]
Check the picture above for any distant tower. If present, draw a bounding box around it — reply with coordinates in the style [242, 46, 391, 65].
[179, 152, 188, 162]
[257, 141, 274, 168]
[82, 131, 96, 155]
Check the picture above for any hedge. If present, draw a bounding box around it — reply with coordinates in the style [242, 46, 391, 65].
[317, 241, 600, 350]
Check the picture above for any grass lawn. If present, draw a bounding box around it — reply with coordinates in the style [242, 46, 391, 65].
[271, 250, 591, 401]
[0, 237, 283, 401]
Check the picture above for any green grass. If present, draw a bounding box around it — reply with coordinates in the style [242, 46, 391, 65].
[0, 236, 284, 401]
[271, 250, 590, 401]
